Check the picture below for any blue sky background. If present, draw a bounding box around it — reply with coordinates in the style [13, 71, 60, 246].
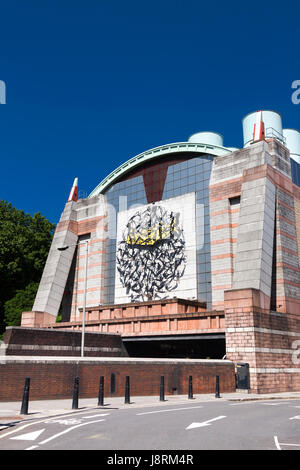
[0, 0, 299, 223]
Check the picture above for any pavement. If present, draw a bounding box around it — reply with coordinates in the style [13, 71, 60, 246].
[1, 390, 300, 430]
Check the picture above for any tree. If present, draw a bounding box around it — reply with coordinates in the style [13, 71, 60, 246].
[0, 201, 55, 333]
[4, 282, 39, 327]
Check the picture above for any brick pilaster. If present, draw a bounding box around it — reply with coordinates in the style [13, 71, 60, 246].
[225, 288, 300, 393]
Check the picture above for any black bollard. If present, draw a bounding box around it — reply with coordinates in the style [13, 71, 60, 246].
[20, 377, 30, 415]
[125, 376, 130, 404]
[160, 376, 165, 401]
[98, 376, 104, 406]
[188, 375, 193, 399]
[72, 376, 79, 409]
[215, 375, 220, 398]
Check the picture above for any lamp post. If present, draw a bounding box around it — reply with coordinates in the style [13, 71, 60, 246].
[57, 239, 89, 357]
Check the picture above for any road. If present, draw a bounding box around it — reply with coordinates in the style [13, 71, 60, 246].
[0, 399, 300, 453]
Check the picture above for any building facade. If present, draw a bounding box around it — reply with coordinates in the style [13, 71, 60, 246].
[21, 110, 300, 392]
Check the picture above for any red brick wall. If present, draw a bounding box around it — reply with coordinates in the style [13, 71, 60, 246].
[0, 359, 236, 401]
[2, 327, 128, 357]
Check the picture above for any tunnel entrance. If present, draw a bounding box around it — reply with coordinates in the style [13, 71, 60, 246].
[123, 334, 226, 359]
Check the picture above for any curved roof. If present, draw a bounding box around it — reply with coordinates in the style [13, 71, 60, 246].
[242, 109, 283, 122]
[89, 141, 233, 198]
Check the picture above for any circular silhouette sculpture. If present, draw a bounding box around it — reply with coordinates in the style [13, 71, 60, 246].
[116, 204, 186, 301]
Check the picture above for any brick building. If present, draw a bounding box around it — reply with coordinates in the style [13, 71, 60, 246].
[20, 109, 300, 393]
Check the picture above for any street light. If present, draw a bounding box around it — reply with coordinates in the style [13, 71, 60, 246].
[57, 239, 89, 357]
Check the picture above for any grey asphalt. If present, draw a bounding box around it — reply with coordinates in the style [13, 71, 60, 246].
[1, 390, 300, 430]
[1, 393, 300, 451]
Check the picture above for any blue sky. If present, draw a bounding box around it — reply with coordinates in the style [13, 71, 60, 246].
[0, 0, 299, 223]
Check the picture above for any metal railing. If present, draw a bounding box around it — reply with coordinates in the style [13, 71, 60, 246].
[265, 127, 286, 145]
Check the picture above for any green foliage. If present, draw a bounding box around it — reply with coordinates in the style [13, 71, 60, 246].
[4, 282, 39, 327]
[0, 201, 55, 333]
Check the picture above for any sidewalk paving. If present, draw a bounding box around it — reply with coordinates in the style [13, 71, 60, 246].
[1, 390, 300, 430]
